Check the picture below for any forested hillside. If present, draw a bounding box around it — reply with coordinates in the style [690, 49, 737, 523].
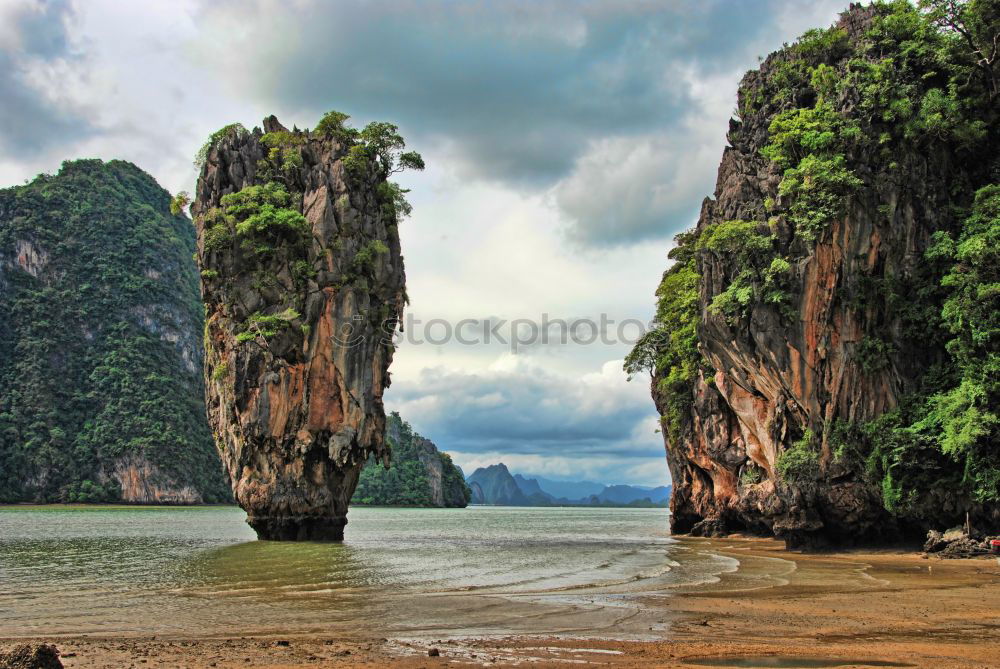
[352, 412, 470, 507]
[0, 160, 229, 503]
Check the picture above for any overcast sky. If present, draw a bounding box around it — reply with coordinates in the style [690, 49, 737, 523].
[0, 0, 848, 486]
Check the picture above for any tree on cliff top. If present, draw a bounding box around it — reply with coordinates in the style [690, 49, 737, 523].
[315, 110, 424, 219]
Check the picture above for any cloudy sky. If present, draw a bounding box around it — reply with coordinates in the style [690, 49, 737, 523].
[0, 0, 848, 486]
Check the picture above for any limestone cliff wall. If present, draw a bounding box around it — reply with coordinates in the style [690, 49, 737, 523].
[113, 455, 202, 504]
[651, 3, 999, 546]
[355, 411, 470, 508]
[193, 117, 406, 539]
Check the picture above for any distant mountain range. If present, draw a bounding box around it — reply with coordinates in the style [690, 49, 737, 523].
[522, 475, 605, 500]
[466, 463, 670, 508]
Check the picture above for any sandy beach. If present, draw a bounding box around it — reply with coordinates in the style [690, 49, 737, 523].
[5, 536, 999, 668]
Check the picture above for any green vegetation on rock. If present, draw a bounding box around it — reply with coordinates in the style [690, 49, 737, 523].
[0, 160, 229, 503]
[194, 123, 248, 168]
[222, 182, 309, 255]
[873, 183, 1000, 509]
[197, 111, 423, 356]
[776, 429, 820, 482]
[625, 229, 703, 446]
[697, 220, 785, 318]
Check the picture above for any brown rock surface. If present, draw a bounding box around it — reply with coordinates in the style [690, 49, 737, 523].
[193, 116, 406, 540]
[0, 644, 62, 669]
[112, 455, 202, 504]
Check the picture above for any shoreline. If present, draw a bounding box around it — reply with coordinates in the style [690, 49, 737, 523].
[1, 502, 669, 512]
[5, 538, 999, 668]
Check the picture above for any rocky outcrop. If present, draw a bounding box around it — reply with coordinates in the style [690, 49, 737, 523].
[410, 435, 470, 508]
[415, 437, 448, 505]
[642, 3, 1000, 547]
[466, 464, 529, 505]
[924, 527, 1000, 559]
[12, 239, 49, 278]
[194, 116, 408, 539]
[0, 644, 62, 669]
[112, 455, 202, 504]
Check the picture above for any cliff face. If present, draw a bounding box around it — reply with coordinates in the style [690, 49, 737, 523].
[0, 160, 229, 503]
[411, 436, 470, 508]
[193, 115, 410, 539]
[636, 2, 1000, 546]
[352, 412, 470, 507]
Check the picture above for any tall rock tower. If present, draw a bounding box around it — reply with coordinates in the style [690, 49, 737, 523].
[192, 113, 415, 539]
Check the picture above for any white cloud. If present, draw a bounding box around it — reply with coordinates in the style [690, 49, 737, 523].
[552, 127, 711, 246]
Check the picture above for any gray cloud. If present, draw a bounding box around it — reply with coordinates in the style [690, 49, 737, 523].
[0, 0, 97, 158]
[387, 359, 661, 462]
[554, 130, 713, 246]
[194, 0, 839, 243]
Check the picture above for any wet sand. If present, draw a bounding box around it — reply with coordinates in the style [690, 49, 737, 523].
[5, 537, 1000, 668]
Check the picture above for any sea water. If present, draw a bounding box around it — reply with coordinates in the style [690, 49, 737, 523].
[0, 505, 745, 638]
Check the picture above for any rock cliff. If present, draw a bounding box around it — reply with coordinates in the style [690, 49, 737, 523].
[193, 113, 417, 539]
[630, 2, 999, 546]
[0, 160, 229, 504]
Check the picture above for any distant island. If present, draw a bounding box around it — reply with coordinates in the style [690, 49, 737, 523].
[352, 413, 471, 508]
[466, 463, 670, 508]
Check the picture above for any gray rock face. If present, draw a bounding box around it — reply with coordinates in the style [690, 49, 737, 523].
[193, 116, 406, 540]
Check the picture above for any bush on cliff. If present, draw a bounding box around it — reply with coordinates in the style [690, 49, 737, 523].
[625, 230, 703, 446]
[879, 184, 1000, 506]
[194, 123, 248, 168]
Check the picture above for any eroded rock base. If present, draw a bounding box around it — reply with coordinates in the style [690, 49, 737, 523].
[248, 515, 348, 542]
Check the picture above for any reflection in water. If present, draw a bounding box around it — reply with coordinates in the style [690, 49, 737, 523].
[181, 540, 375, 601]
[173, 539, 382, 630]
[0, 505, 788, 638]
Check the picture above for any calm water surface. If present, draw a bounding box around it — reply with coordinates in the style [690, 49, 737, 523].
[0, 505, 743, 638]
